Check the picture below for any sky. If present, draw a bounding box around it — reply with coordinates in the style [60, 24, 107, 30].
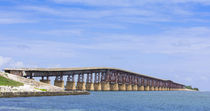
[0, 0, 210, 91]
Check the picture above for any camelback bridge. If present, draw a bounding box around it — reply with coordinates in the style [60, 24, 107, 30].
[4, 67, 185, 91]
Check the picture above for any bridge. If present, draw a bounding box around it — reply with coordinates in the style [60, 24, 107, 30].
[4, 67, 185, 91]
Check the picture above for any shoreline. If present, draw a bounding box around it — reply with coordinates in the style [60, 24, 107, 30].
[0, 91, 90, 98]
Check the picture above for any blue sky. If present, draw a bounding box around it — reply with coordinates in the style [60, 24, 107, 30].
[0, 0, 210, 91]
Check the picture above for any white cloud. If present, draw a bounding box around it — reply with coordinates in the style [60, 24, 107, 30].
[0, 56, 25, 70]
[52, 0, 210, 6]
[0, 18, 35, 24]
[10, 61, 24, 68]
[0, 56, 11, 67]
[37, 29, 83, 36]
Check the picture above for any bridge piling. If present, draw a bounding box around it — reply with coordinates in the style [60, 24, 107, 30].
[40, 76, 51, 84]
[65, 74, 76, 91]
[119, 84, 126, 91]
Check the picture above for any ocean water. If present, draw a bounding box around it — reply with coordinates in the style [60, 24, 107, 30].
[0, 91, 210, 111]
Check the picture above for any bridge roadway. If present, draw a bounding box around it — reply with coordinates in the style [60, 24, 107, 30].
[4, 67, 185, 91]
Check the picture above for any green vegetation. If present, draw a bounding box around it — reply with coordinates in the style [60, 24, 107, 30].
[0, 76, 24, 87]
[35, 88, 47, 92]
[193, 88, 199, 91]
[185, 86, 199, 91]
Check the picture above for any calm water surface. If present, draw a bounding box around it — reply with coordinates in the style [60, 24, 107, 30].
[0, 91, 210, 111]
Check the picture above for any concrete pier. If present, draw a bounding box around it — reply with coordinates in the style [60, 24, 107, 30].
[126, 84, 132, 91]
[138, 86, 144, 91]
[145, 86, 150, 91]
[158, 87, 162, 91]
[154, 87, 159, 91]
[54, 80, 64, 88]
[76, 82, 86, 90]
[86, 83, 94, 91]
[132, 85, 138, 91]
[94, 83, 102, 91]
[150, 86, 154, 91]
[119, 84, 126, 91]
[110, 83, 119, 91]
[65, 81, 76, 91]
[101, 82, 110, 91]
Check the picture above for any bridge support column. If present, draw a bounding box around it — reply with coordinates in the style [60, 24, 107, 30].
[86, 83, 94, 91]
[126, 84, 132, 91]
[40, 80, 51, 84]
[40, 76, 50, 84]
[145, 86, 150, 91]
[94, 83, 102, 91]
[110, 83, 119, 91]
[101, 82, 110, 91]
[158, 87, 162, 91]
[66, 81, 76, 91]
[54, 80, 64, 88]
[138, 86, 144, 91]
[154, 87, 159, 91]
[150, 86, 154, 91]
[119, 84, 126, 91]
[132, 85, 138, 91]
[163, 87, 167, 91]
[76, 82, 86, 90]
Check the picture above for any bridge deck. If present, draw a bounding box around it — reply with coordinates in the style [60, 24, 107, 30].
[4, 67, 183, 85]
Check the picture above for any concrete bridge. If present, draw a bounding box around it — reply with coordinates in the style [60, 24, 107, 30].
[4, 67, 185, 91]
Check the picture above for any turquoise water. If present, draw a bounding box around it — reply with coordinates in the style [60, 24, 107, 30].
[0, 91, 210, 111]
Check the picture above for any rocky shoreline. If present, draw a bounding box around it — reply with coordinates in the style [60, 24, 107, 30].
[0, 91, 89, 98]
[0, 72, 90, 98]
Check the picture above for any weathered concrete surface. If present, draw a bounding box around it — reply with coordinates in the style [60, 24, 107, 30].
[94, 83, 102, 91]
[76, 82, 86, 90]
[119, 84, 126, 91]
[158, 87, 162, 91]
[154, 87, 159, 91]
[145, 86, 150, 91]
[54, 80, 64, 88]
[110, 83, 119, 91]
[126, 84, 132, 91]
[86, 83, 94, 91]
[65, 81, 76, 91]
[0, 91, 89, 98]
[132, 85, 138, 91]
[138, 86, 144, 91]
[101, 82, 110, 91]
[150, 86, 154, 91]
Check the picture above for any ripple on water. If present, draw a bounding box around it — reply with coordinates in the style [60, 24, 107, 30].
[0, 91, 210, 111]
